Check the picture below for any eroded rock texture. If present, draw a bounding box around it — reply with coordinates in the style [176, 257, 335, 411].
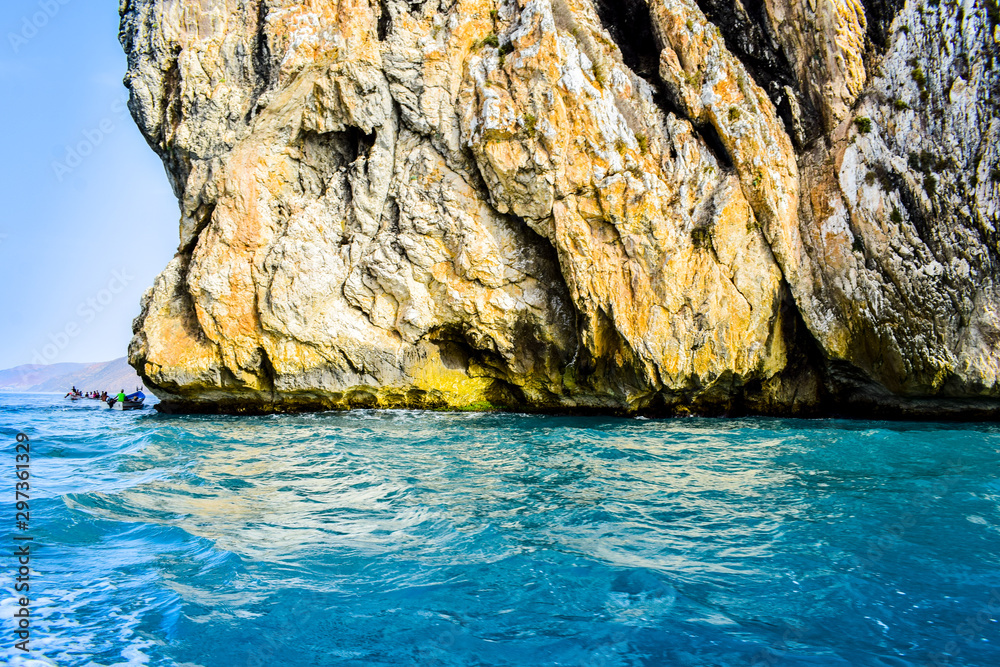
[120, 0, 1000, 416]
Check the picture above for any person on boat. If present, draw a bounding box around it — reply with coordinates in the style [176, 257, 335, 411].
[116, 389, 127, 404]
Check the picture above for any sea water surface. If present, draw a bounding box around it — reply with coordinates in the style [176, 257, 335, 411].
[1, 393, 999, 666]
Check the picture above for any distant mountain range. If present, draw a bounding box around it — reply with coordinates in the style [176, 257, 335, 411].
[0, 358, 144, 394]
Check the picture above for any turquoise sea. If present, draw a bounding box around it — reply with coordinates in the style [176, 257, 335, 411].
[1, 392, 999, 666]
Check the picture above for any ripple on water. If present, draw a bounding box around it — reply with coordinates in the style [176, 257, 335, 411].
[0, 394, 998, 666]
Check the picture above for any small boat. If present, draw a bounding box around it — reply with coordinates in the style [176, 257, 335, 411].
[107, 391, 146, 411]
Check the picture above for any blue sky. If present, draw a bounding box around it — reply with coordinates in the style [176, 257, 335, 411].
[0, 1, 179, 369]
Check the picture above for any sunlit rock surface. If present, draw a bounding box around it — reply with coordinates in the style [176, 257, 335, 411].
[120, 0, 1000, 416]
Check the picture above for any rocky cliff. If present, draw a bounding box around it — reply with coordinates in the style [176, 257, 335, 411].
[119, 0, 1000, 417]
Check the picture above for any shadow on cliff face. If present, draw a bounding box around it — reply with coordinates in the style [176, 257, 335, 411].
[592, 0, 660, 81]
[859, 0, 907, 50]
[678, 1, 904, 146]
[693, 0, 821, 146]
[591, 0, 735, 167]
[247, 0, 272, 122]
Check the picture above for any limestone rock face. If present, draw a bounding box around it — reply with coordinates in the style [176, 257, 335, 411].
[120, 0, 1000, 416]
[794, 1, 1000, 401]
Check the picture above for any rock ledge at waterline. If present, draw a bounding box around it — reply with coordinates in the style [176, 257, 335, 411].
[120, 0, 1000, 417]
